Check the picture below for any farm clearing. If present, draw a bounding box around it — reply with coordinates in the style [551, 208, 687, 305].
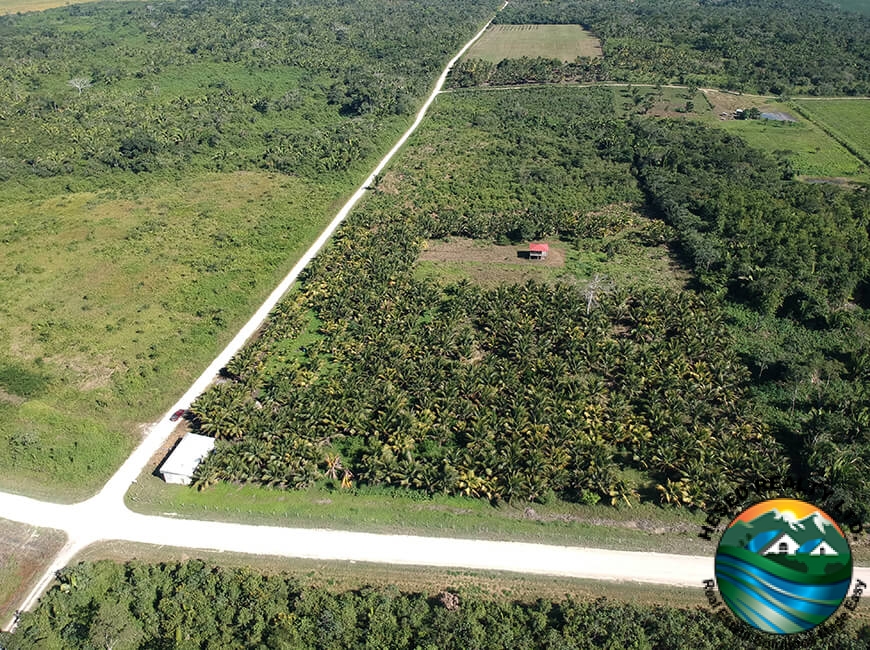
[464, 24, 602, 62]
[717, 107, 868, 182]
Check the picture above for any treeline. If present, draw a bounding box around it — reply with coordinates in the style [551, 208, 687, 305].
[448, 56, 606, 88]
[3, 560, 870, 648]
[489, 0, 870, 95]
[0, 0, 500, 184]
[631, 120, 870, 322]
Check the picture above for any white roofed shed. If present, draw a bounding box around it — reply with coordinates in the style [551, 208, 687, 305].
[160, 433, 216, 485]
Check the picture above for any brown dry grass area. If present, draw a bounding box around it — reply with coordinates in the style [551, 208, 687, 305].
[417, 238, 566, 286]
[73, 541, 703, 608]
[374, 171, 404, 195]
[0, 519, 65, 629]
[0, 0, 156, 15]
[704, 90, 777, 116]
[420, 238, 565, 266]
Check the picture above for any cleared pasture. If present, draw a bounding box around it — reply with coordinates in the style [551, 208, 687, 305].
[0, 171, 345, 500]
[717, 112, 868, 182]
[465, 24, 602, 62]
[0, 0, 144, 14]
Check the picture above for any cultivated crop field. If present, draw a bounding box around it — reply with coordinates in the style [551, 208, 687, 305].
[464, 24, 602, 62]
[793, 99, 870, 165]
[0, 0, 501, 499]
[0, 0, 96, 14]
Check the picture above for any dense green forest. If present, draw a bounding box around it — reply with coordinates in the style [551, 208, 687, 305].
[0, 0, 499, 185]
[3, 560, 869, 648]
[186, 87, 870, 527]
[483, 0, 870, 94]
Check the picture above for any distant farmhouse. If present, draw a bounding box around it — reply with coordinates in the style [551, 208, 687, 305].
[528, 242, 549, 260]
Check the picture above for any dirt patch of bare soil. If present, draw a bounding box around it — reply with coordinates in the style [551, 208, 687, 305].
[703, 90, 779, 117]
[0, 389, 24, 406]
[419, 238, 565, 267]
[0, 520, 66, 628]
[374, 171, 404, 195]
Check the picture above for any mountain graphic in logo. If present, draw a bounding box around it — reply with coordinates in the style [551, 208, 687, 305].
[714, 498, 853, 635]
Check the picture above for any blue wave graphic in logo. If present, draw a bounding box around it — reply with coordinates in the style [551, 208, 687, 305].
[715, 553, 850, 634]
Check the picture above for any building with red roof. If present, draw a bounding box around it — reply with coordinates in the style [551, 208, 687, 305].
[528, 242, 549, 260]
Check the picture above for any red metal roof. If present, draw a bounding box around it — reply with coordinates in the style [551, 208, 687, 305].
[529, 243, 549, 252]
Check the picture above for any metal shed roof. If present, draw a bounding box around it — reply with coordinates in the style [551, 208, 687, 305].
[160, 433, 216, 479]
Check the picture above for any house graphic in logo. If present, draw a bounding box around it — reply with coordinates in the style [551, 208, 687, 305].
[714, 498, 853, 635]
[760, 532, 838, 557]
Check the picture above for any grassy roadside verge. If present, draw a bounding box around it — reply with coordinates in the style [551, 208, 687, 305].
[127, 459, 723, 558]
[72, 539, 708, 610]
[0, 518, 66, 630]
[125, 473, 870, 563]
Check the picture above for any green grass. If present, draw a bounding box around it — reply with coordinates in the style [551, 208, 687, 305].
[604, 86, 868, 183]
[792, 99, 870, 166]
[0, 170, 368, 501]
[465, 24, 602, 63]
[127, 470, 722, 557]
[0, 518, 66, 630]
[126, 472, 870, 563]
[711, 105, 868, 182]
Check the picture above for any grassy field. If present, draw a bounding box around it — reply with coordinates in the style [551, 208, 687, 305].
[793, 99, 870, 165]
[414, 210, 690, 291]
[465, 24, 602, 62]
[717, 111, 868, 182]
[0, 0, 501, 501]
[0, 171, 358, 501]
[0, 0, 111, 14]
[608, 86, 868, 182]
[662, 91, 870, 183]
[73, 541, 710, 609]
[0, 518, 65, 630]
